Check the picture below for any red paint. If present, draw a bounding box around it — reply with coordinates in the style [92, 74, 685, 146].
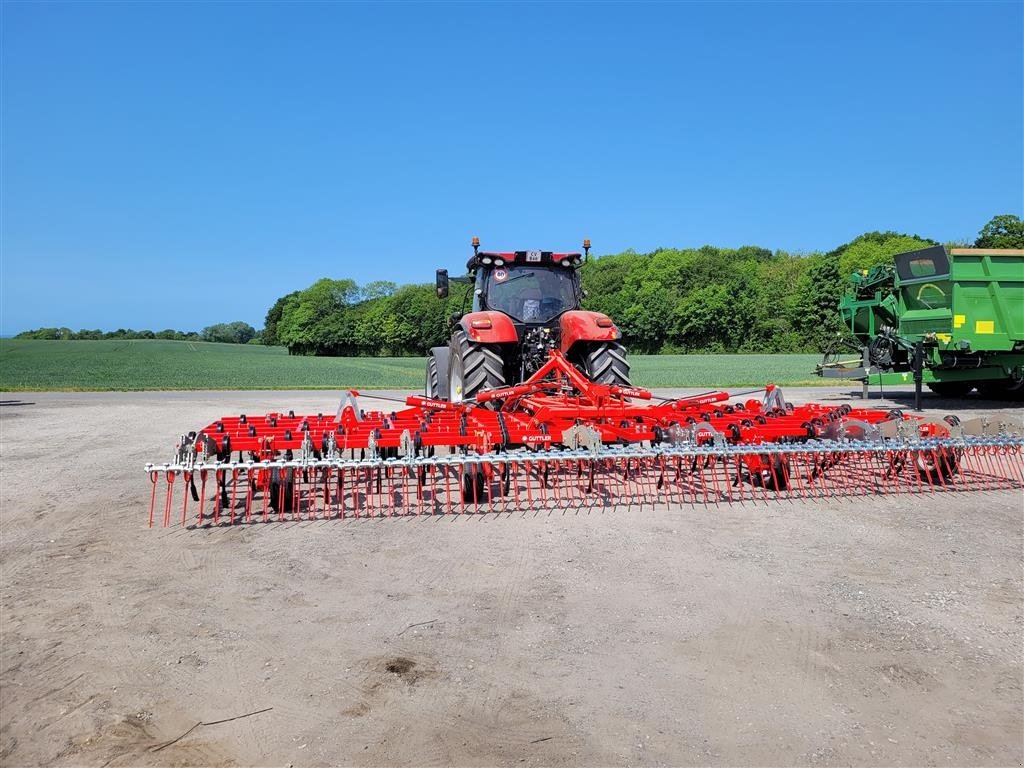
[558, 310, 620, 354]
[459, 311, 518, 344]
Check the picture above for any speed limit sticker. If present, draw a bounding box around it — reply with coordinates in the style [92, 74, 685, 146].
[494, 269, 508, 282]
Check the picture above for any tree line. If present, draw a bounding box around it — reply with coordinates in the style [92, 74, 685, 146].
[15, 214, 1022, 354]
[268, 214, 1021, 356]
[16, 321, 257, 344]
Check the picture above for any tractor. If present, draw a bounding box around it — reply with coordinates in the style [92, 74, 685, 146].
[145, 239, 1024, 526]
[429, 238, 630, 402]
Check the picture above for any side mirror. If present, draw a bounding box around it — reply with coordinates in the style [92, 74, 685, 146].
[435, 269, 449, 299]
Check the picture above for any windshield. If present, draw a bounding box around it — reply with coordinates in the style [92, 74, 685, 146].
[485, 265, 579, 322]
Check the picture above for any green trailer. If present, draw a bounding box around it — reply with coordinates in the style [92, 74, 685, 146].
[818, 246, 1024, 398]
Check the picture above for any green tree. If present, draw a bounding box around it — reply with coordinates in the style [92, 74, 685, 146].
[201, 321, 257, 344]
[975, 214, 1024, 248]
[263, 290, 300, 347]
[832, 231, 936, 279]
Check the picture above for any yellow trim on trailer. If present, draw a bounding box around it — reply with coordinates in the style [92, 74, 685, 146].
[953, 314, 965, 328]
[975, 320, 995, 334]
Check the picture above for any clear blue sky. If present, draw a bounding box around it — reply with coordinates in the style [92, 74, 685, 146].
[1, 1, 1021, 334]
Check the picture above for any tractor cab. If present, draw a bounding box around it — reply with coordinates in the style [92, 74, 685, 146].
[468, 251, 584, 324]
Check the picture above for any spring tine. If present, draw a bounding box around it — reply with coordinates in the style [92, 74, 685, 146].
[487, 464, 496, 515]
[181, 471, 192, 526]
[325, 467, 334, 520]
[227, 470, 237, 525]
[338, 467, 346, 518]
[509, 460, 519, 511]
[1009, 446, 1024, 486]
[198, 470, 208, 524]
[149, 472, 159, 528]
[213, 471, 222, 525]
[987, 446, 1005, 489]
[554, 460, 565, 511]
[641, 458, 655, 507]
[244, 473, 254, 522]
[163, 472, 174, 527]
[414, 464, 423, 514]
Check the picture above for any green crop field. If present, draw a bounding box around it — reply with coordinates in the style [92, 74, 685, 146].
[0, 339, 826, 391]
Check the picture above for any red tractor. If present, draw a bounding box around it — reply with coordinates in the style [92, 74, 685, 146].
[430, 238, 630, 401]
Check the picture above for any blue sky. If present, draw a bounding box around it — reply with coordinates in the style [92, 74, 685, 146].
[1, 1, 1021, 334]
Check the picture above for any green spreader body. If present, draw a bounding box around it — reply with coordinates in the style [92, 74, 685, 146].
[822, 247, 1024, 397]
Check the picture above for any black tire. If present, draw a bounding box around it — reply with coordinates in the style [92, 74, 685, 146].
[425, 346, 451, 399]
[978, 378, 1024, 401]
[269, 469, 294, 513]
[584, 342, 631, 387]
[756, 455, 791, 491]
[927, 381, 974, 397]
[462, 466, 487, 503]
[913, 448, 960, 484]
[448, 329, 506, 402]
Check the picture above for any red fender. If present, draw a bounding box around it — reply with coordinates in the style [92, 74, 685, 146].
[459, 311, 518, 344]
[559, 311, 621, 354]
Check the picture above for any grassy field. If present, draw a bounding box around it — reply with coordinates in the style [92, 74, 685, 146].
[0, 339, 826, 391]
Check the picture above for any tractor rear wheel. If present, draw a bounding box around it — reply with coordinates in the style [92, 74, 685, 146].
[448, 329, 506, 402]
[425, 346, 451, 399]
[584, 342, 631, 387]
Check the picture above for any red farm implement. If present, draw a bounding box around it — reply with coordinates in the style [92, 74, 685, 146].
[146, 349, 1024, 527]
[145, 240, 1024, 526]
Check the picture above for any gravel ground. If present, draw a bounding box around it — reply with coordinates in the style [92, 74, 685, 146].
[1, 386, 1021, 767]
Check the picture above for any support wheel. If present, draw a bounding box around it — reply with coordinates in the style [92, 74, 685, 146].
[462, 466, 487, 504]
[914, 448, 960, 484]
[448, 329, 506, 403]
[269, 469, 295, 513]
[584, 342, 631, 387]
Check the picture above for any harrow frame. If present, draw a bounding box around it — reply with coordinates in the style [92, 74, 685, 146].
[146, 351, 1024, 527]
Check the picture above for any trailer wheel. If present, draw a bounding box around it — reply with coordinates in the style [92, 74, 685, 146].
[584, 342, 631, 387]
[448, 329, 506, 403]
[978, 378, 1024, 401]
[927, 381, 975, 397]
[425, 346, 451, 399]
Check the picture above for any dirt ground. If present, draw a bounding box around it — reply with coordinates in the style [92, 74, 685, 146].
[1, 386, 1022, 767]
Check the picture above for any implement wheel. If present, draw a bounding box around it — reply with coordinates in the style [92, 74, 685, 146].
[269, 469, 295, 513]
[462, 466, 487, 504]
[584, 342, 631, 387]
[914, 448, 960, 484]
[448, 329, 506, 403]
